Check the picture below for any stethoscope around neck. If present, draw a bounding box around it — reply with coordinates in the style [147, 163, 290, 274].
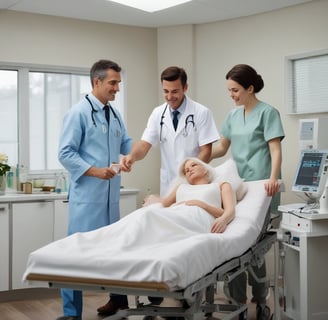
[159, 104, 196, 142]
[85, 94, 121, 129]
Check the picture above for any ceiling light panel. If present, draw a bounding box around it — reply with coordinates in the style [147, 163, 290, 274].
[108, 0, 192, 13]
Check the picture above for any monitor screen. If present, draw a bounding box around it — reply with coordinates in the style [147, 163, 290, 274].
[292, 149, 328, 198]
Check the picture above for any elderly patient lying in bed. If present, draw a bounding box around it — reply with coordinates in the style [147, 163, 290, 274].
[143, 157, 235, 233]
[24, 157, 238, 284]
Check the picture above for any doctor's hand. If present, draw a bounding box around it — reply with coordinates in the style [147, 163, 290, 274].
[120, 155, 134, 172]
[85, 166, 118, 180]
[264, 178, 280, 196]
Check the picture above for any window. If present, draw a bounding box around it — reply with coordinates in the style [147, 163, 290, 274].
[29, 72, 90, 170]
[285, 49, 328, 114]
[0, 70, 18, 166]
[0, 64, 125, 173]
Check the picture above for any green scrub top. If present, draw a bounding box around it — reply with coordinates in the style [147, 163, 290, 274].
[221, 101, 285, 182]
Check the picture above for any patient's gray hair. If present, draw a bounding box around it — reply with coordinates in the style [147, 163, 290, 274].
[178, 157, 215, 183]
[163, 158, 216, 197]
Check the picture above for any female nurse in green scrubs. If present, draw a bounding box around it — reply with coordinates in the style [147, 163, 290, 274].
[211, 64, 285, 320]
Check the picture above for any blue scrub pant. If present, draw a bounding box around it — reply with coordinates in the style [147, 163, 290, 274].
[61, 289, 83, 317]
[61, 288, 127, 317]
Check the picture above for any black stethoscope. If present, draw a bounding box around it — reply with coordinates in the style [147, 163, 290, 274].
[85, 94, 121, 129]
[159, 104, 196, 142]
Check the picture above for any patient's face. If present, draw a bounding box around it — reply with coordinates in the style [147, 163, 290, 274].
[183, 160, 207, 184]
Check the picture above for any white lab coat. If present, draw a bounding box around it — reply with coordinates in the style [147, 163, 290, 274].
[142, 96, 219, 196]
[58, 94, 132, 235]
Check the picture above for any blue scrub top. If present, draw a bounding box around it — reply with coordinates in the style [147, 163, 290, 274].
[58, 94, 132, 234]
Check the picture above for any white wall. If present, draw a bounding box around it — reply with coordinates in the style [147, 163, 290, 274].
[1, 0, 328, 206]
[157, 25, 196, 95]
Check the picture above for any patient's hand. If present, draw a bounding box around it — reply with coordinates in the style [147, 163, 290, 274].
[143, 194, 161, 207]
[175, 199, 205, 208]
[211, 216, 228, 233]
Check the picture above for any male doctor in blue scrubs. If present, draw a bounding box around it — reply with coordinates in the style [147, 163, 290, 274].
[57, 59, 132, 320]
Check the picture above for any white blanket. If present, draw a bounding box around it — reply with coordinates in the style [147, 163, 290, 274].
[23, 180, 271, 290]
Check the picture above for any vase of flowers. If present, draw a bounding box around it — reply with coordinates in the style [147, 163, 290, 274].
[0, 153, 11, 195]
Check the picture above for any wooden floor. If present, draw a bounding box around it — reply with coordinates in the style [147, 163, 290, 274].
[0, 285, 282, 320]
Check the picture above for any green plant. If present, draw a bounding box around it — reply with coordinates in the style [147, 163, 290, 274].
[0, 153, 11, 176]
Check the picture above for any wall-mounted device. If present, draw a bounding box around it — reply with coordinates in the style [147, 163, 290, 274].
[299, 118, 328, 150]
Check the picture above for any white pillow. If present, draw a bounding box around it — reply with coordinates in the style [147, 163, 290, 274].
[213, 158, 248, 201]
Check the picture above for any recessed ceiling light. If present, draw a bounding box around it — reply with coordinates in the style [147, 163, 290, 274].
[108, 0, 192, 13]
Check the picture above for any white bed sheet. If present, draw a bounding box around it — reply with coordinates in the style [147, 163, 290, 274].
[23, 180, 271, 291]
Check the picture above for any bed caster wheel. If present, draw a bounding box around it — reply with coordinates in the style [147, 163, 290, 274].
[256, 304, 271, 320]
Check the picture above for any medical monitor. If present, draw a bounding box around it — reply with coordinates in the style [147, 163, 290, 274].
[292, 149, 328, 199]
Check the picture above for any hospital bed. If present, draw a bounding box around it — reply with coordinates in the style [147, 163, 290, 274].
[23, 179, 280, 320]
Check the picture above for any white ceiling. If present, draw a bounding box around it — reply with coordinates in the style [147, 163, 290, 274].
[0, 0, 313, 28]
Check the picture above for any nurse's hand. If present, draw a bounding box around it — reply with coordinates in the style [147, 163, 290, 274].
[85, 166, 118, 180]
[264, 178, 280, 196]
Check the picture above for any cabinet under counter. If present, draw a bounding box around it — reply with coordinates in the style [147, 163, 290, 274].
[0, 188, 139, 291]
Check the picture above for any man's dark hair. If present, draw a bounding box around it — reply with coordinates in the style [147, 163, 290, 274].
[161, 66, 187, 87]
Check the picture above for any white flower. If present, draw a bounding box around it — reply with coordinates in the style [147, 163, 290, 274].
[0, 153, 8, 163]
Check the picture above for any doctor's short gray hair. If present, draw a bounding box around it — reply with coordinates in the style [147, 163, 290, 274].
[90, 59, 121, 87]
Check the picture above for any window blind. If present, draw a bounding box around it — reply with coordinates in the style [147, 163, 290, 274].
[289, 53, 328, 114]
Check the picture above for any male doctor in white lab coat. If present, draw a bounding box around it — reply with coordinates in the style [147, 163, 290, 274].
[121, 66, 219, 197]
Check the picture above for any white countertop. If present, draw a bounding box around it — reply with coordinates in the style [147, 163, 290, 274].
[0, 190, 68, 202]
[0, 188, 139, 203]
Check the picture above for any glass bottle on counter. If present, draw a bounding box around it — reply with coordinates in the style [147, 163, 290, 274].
[55, 173, 62, 193]
[62, 173, 67, 192]
[16, 164, 28, 191]
[7, 171, 13, 189]
[55, 173, 67, 193]
[15, 164, 20, 191]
